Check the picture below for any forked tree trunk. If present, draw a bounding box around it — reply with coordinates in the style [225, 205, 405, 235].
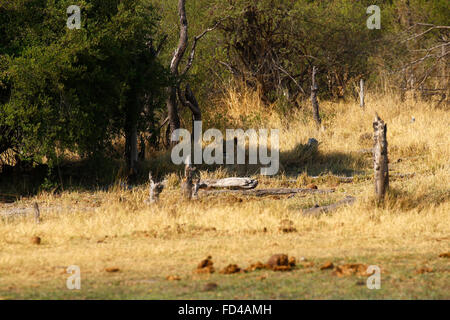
[311, 66, 321, 126]
[373, 114, 389, 201]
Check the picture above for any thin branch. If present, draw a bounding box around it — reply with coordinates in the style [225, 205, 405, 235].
[271, 57, 306, 95]
[181, 17, 229, 76]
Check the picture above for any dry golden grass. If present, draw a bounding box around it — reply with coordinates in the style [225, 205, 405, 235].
[0, 87, 449, 298]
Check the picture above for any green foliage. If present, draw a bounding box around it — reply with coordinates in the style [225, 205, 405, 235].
[0, 0, 168, 164]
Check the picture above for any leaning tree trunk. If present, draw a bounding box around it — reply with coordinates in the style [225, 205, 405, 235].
[165, 0, 189, 145]
[373, 114, 389, 202]
[311, 66, 322, 126]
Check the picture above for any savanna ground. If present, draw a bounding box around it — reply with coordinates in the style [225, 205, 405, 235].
[0, 91, 449, 299]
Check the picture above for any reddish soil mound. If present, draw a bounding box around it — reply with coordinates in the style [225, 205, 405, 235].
[30, 236, 41, 245]
[320, 261, 334, 270]
[266, 254, 296, 271]
[244, 261, 269, 272]
[416, 267, 433, 274]
[220, 264, 241, 274]
[195, 256, 215, 274]
[332, 264, 368, 277]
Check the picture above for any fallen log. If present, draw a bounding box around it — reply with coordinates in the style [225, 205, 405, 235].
[198, 177, 258, 190]
[199, 188, 334, 197]
[302, 196, 356, 217]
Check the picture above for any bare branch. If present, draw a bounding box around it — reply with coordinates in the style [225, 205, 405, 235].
[181, 17, 228, 76]
[155, 35, 168, 57]
[271, 57, 306, 95]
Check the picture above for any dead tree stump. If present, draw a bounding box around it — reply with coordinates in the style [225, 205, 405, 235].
[147, 172, 164, 204]
[33, 202, 41, 224]
[373, 114, 389, 201]
[360, 78, 365, 108]
[181, 158, 195, 200]
[311, 66, 322, 126]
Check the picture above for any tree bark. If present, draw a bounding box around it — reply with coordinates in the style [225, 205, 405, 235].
[165, 0, 189, 143]
[146, 172, 164, 204]
[373, 114, 389, 201]
[311, 66, 321, 126]
[181, 158, 195, 200]
[178, 83, 201, 137]
[360, 78, 365, 108]
[166, 86, 180, 141]
[198, 177, 258, 190]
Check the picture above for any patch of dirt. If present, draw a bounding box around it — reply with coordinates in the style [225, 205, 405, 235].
[220, 264, 241, 274]
[166, 275, 181, 281]
[105, 267, 120, 273]
[320, 261, 334, 270]
[202, 282, 218, 291]
[30, 236, 41, 245]
[307, 184, 318, 189]
[438, 252, 450, 258]
[195, 256, 215, 274]
[245, 261, 268, 272]
[332, 264, 369, 277]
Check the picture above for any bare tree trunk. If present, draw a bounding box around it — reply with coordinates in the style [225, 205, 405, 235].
[311, 66, 321, 126]
[360, 78, 365, 108]
[373, 114, 389, 202]
[146, 172, 164, 204]
[181, 157, 195, 200]
[165, 0, 189, 144]
[178, 83, 201, 137]
[33, 202, 41, 224]
[166, 86, 180, 142]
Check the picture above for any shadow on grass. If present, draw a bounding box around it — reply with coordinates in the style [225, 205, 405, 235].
[280, 142, 369, 177]
[0, 141, 369, 200]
